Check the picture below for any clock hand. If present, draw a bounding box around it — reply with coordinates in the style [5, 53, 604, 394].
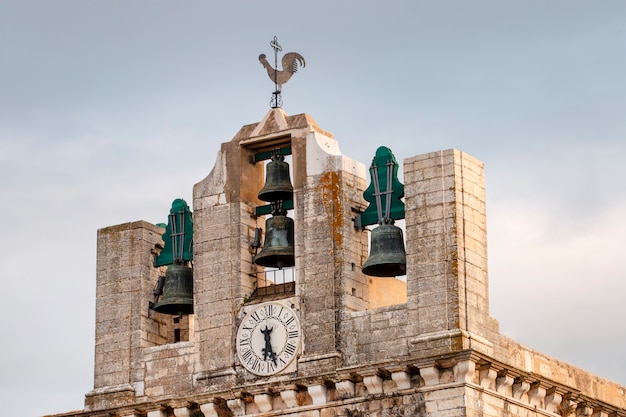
[260, 326, 277, 365]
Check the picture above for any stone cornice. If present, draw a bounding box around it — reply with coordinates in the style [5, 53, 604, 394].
[55, 352, 625, 417]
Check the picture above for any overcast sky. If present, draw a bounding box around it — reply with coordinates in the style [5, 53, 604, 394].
[1, 1, 625, 416]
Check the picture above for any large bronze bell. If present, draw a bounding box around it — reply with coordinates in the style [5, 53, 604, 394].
[258, 153, 293, 202]
[362, 223, 406, 277]
[254, 214, 295, 268]
[152, 264, 194, 316]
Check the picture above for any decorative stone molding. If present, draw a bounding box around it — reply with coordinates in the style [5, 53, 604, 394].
[194, 369, 237, 384]
[57, 358, 626, 417]
[297, 352, 341, 364]
[410, 329, 463, 345]
[115, 362, 623, 417]
[85, 383, 136, 397]
[461, 330, 495, 352]
[65, 345, 626, 417]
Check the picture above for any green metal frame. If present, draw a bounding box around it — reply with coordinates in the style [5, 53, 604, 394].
[154, 199, 194, 266]
[252, 146, 292, 163]
[359, 146, 405, 227]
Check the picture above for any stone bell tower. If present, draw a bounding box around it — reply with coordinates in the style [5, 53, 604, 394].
[52, 107, 626, 417]
[191, 107, 371, 384]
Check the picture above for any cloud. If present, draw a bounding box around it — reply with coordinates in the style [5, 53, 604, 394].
[489, 190, 626, 383]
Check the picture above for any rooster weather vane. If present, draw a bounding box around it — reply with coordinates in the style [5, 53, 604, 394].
[259, 36, 305, 108]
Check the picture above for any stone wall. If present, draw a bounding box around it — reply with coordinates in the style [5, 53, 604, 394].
[86, 221, 166, 410]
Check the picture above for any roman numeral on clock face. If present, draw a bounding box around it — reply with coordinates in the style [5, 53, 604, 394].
[241, 348, 253, 362]
[283, 342, 296, 357]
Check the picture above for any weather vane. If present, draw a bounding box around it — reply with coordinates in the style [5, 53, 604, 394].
[259, 36, 305, 108]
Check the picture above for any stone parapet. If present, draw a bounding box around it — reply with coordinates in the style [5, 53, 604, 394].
[89, 220, 167, 409]
[404, 149, 494, 341]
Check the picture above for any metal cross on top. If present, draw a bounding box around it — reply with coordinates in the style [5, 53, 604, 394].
[258, 36, 306, 108]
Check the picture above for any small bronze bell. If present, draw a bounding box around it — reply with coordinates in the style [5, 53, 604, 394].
[253, 214, 295, 269]
[258, 152, 293, 202]
[151, 264, 194, 316]
[362, 223, 406, 277]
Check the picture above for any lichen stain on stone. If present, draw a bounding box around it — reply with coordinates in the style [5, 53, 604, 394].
[451, 333, 464, 351]
[450, 258, 459, 276]
[318, 171, 343, 249]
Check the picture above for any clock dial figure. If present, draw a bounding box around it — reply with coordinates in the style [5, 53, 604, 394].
[236, 302, 300, 376]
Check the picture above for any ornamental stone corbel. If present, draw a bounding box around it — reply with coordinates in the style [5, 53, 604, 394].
[419, 365, 440, 387]
[512, 378, 531, 400]
[173, 407, 191, 417]
[227, 398, 245, 416]
[335, 380, 356, 399]
[496, 371, 514, 396]
[280, 386, 299, 408]
[391, 370, 412, 390]
[591, 409, 610, 417]
[362, 373, 384, 395]
[453, 359, 476, 384]
[147, 410, 167, 417]
[254, 393, 273, 413]
[576, 403, 593, 417]
[528, 382, 546, 408]
[478, 363, 497, 390]
[200, 403, 218, 417]
[556, 394, 578, 417]
[544, 389, 563, 414]
[308, 384, 328, 405]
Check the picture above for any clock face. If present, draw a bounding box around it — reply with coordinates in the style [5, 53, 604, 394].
[236, 301, 300, 376]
